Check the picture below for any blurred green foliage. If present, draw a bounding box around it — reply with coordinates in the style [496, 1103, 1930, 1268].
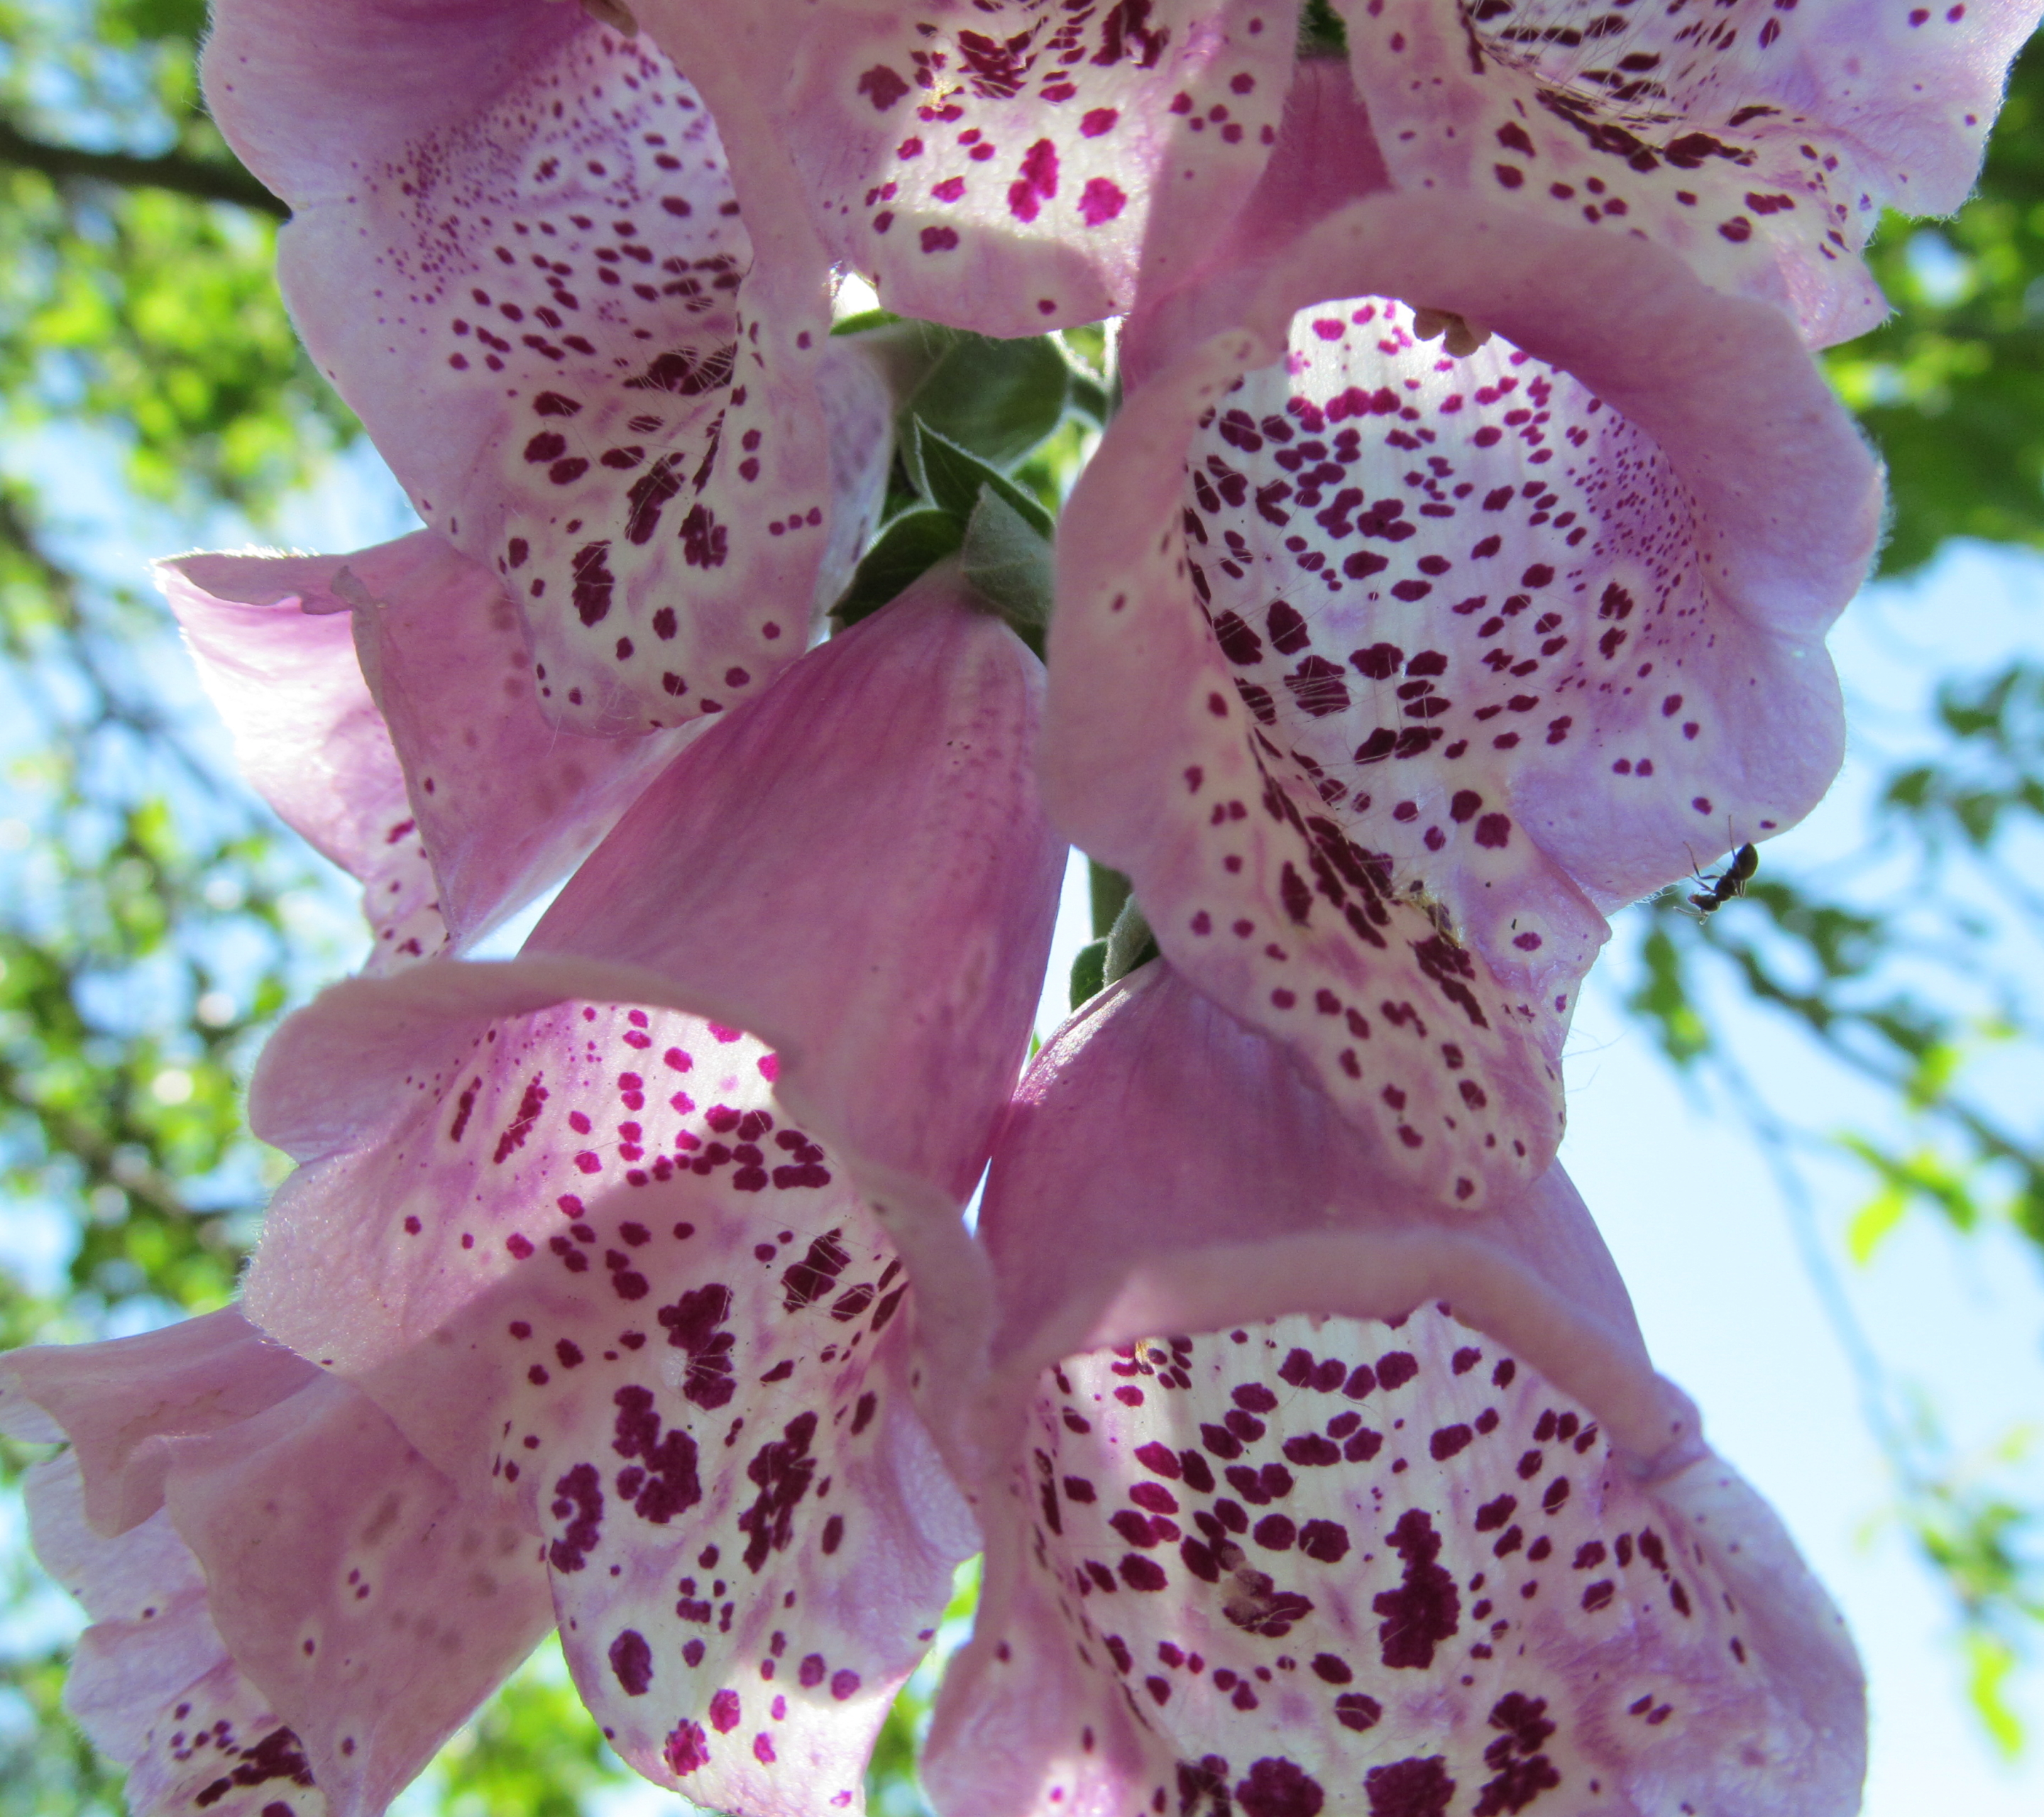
[0, 0, 2042, 1809]
[1830, 38, 2044, 573]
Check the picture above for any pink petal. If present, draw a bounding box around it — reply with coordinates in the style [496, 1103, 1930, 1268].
[1122, 55, 1392, 390]
[158, 552, 445, 970]
[251, 1001, 970, 1816]
[649, 0, 1296, 335]
[29, 1457, 326, 1817]
[203, 5, 858, 734]
[525, 571, 1064, 1219]
[927, 970, 1862, 1815]
[1335, 0, 2041, 346]
[8, 1314, 553, 1817]
[167, 532, 699, 951]
[0, 1308, 317, 1535]
[1047, 193, 1880, 1202]
[248, 577, 1057, 1288]
[467, 1039, 970, 1813]
[160, 1373, 554, 1816]
[964, 966, 1666, 1449]
[928, 1305, 1863, 1817]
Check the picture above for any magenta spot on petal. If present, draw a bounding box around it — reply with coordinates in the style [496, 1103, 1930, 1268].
[608, 1630, 653, 1696]
[857, 66, 910, 111]
[1077, 177, 1126, 226]
[664, 1722, 709, 1775]
[708, 1689, 741, 1734]
[830, 1669, 862, 1701]
[921, 225, 960, 253]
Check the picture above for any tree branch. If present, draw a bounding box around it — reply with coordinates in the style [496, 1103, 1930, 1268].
[0, 119, 286, 217]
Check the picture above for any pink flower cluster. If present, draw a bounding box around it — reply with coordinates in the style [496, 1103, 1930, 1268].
[4, 4, 2036, 1815]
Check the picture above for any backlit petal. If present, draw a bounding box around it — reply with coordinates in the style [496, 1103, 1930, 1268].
[927, 971, 1862, 1817]
[931, 1307, 1862, 1817]
[204, 4, 859, 733]
[249, 997, 971, 1817]
[167, 533, 696, 952]
[160, 554, 444, 970]
[6, 1313, 553, 1817]
[649, 0, 1297, 335]
[1336, 0, 2043, 345]
[25, 1456, 329, 1817]
[1048, 193, 1879, 1201]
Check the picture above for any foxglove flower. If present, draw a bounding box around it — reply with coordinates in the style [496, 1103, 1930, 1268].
[636, 0, 1301, 336]
[1053, 72, 1881, 1206]
[923, 964, 1864, 1817]
[1, 1310, 553, 1817]
[1333, 0, 2044, 345]
[0, 579, 1060, 1816]
[164, 531, 710, 965]
[203, 1, 888, 735]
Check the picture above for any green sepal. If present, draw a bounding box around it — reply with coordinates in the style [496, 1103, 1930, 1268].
[832, 507, 965, 628]
[906, 418, 1055, 539]
[829, 307, 903, 338]
[961, 486, 1054, 657]
[1070, 939, 1108, 1011]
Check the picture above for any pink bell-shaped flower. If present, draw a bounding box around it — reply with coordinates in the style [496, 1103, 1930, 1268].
[923, 964, 1865, 1817]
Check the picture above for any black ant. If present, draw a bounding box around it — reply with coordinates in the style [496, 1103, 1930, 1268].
[1688, 841, 1758, 915]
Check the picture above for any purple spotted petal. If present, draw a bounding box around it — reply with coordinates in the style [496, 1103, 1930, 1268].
[158, 1371, 555, 1816]
[4, 1312, 554, 1817]
[204, 4, 862, 734]
[167, 532, 698, 951]
[1047, 192, 1879, 1202]
[248, 575, 1056, 1290]
[20, 1455, 328, 1817]
[248, 997, 971, 1816]
[160, 554, 446, 970]
[928, 1303, 1863, 1817]
[1336, 0, 2043, 345]
[656, 0, 1296, 335]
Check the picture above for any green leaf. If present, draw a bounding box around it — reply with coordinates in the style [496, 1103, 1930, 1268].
[1846, 1183, 1908, 1266]
[829, 307, 903, 338]
[832, 507, 965, 628]
[1087, 860, 1133, 940]
[1964, 1629, 2026, 1760]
